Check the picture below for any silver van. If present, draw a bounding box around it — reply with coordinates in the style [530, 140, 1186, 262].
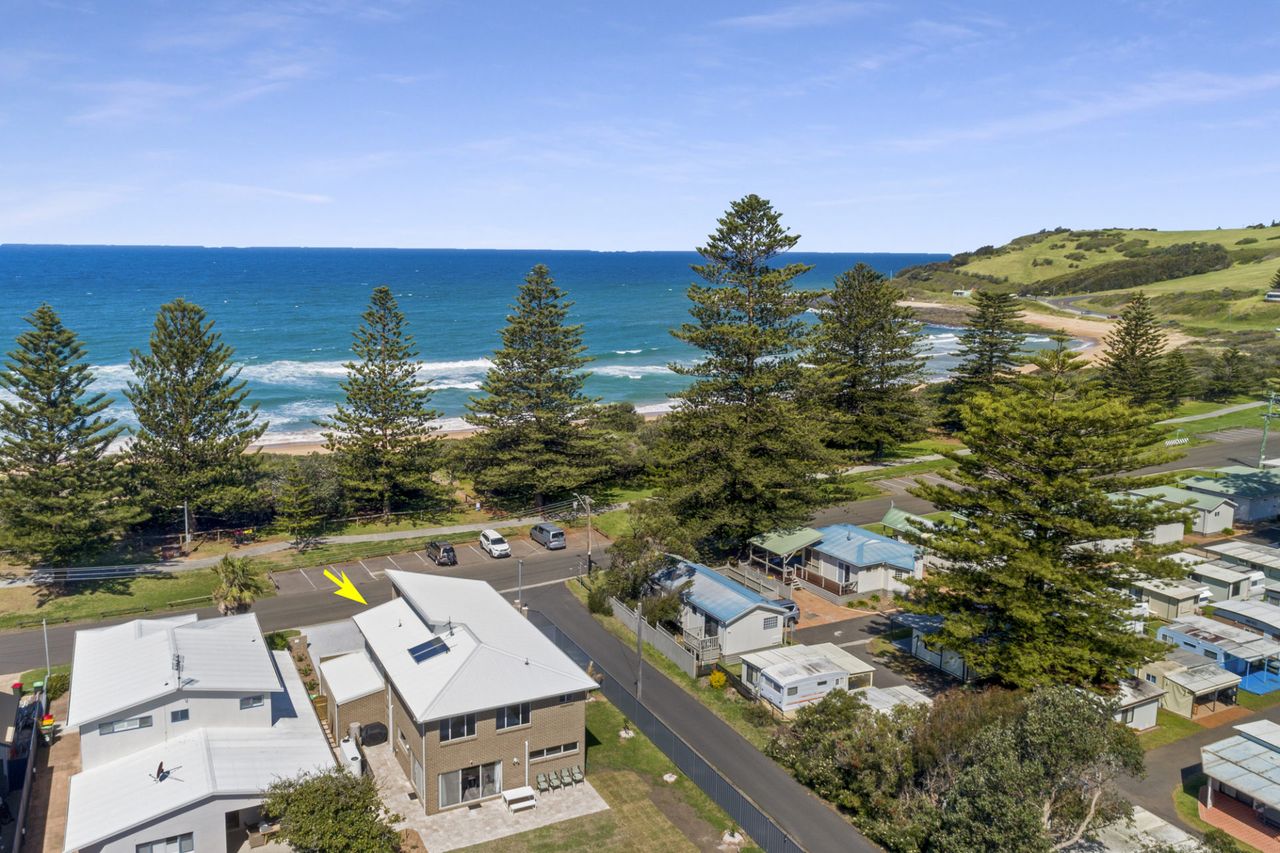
[530, 522, 566, 550]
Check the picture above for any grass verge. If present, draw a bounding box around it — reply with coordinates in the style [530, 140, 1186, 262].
[566, 580, 778, 751]
[0, 569, 245, 630]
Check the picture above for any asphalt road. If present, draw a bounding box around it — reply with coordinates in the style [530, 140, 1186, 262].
[526, 582, 880, 853]
[0, 532, 600, 674]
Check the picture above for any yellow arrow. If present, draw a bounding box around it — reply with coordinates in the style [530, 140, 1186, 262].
[323, 568, 368, 605]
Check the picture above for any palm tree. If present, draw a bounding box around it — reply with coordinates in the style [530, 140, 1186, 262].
[211, 555, 267, 615]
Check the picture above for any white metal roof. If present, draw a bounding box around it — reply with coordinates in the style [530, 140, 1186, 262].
[852, 685, 932, 714]
[1192, 561, 1258, 584]
[740, 643, 874, 686]
[1208, 540, 1280, 572]
[1116, 677, 1166, 709]
[66, 613, 283, 728]
[63, 651, 333, 852]
[355, 571, 598, 722]
[1202, 720, 1280, 810]
[319, 650, 384, 705]
[1163, 615, 1280, 662]
[1132, 577, 1207, 601]
[1214, 599, 1280, 634]
[1166, 662, 1241, 695]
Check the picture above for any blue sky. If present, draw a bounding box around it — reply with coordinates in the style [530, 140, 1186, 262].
[2, 1, 1277, 252]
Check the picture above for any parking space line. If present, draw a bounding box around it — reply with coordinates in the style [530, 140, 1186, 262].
[467, 544, 485, 559]
[359, 560, 376, 580]
[386, 555, 405, 571]
[301, 570, 318, 590]
[414, 551, 430, 566]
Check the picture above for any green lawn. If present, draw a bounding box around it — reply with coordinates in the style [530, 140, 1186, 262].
[566, 580, 778, 751]
[17, 663, 70, 685]
[591, 509, 632, 540]
[1175, 406, 1269, 436]
[0, 569, 244, 630]
[453, 699, 762, 853]
[1236, 689, 1280, 713]
[1138, 709, 1203, 751]
[1173, 772, 1264, 853]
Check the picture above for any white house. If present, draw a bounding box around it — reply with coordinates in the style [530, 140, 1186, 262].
[62, 613, 334, 853]
[1189, 560, 1265, 602]
[1180, 467, 1280, 524]
[739, 643, 874, 715]
[1112, 678, 1165, 731]
[1127, 485, 1236, 535]
[653, 561, 789, 660]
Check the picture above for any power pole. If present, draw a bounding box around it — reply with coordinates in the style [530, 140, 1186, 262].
[574, 493, 594, 575]
[635, 596, 643, 701]
[1260, 392, 1280, 469]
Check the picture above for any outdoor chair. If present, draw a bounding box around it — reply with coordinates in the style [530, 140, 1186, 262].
[559, 768, 574, 787]
[535, 773, 550, 794]
[548, 772, 562, 791]
[570, 764, 584, 784]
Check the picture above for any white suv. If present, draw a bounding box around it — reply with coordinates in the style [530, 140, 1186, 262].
[479, 529, 511, 558]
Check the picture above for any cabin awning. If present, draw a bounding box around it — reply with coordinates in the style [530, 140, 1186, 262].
[749, 527, 823, 556]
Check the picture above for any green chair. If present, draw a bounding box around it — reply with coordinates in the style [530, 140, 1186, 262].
[535, 773, 550, 794]
[559, 768, 574, 787]
[548, 772, 562, 791]
[570, 764, 584, 784]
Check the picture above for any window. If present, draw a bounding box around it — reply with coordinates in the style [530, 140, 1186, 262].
[557, 693, 577, 704]
[438, 761, 501, 809]
[530, 741, 579, 761]
[170, 709, 189, 723]
[440, 714, 476, 742]
[1145, 674, 1157, 684]
[1120, 708, 1135, 724]
[496, 703, 530, 730]
[240, 695, 264, 710]
[98, 715, 152, 735]
[763, 677, 781, 693]
[135, 833, 193, 853]
[398, 728, 409, 751]
[786, 686, 798, 696]
[762, 616, 778, 631]
[816, 680, 828, 687]
[1204, 650, 1218, 660]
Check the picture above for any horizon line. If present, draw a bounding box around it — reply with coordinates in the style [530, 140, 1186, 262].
[0, 242, 955, 257]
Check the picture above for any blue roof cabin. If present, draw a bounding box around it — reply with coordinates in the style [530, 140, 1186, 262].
[652, 560, 789, 660]
[748, 523, 920, 604]
[1158, 615, 1280, 695]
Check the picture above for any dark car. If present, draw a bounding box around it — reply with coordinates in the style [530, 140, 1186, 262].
[425, 541, 457, 566]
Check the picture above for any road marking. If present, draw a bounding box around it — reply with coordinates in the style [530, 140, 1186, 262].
[386, 554, 404, 571]
[837, 638, 873, 648]
[414, 551, 430, 566]
[301, 570, 318, 590]
[497, 577, 576, 596]
[467, 545, 485, 559]
[359, 560, 376, 580]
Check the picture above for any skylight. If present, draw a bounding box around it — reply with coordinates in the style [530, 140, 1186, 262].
[408, 636, 449, 663]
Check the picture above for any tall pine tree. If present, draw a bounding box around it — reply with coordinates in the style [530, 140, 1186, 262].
[126, 299, 266, 529]
[1207, 345, 1256, 400]
[465, 264, 616, 506]
[656, 194, 827, 554]
[1160, 347, 1198, 408]
[906, 339, 1185, 689]
[807, 263, 926, 458]
[1099, 291, 1168, 406]
[321, 287, 444, 518]
[0, 305, 143, 565]
[941, 290, 1025, 428]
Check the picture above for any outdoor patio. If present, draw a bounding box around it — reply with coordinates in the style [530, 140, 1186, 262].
[1241, 670, 1280, 695]
[1199, 786, 1280, 853]
[365, 741, 610, 853]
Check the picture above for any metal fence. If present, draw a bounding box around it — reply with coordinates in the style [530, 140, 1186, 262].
[527, 610, 804, 853]
[608, 597, 708, 678]
[7, 688, 44, 853]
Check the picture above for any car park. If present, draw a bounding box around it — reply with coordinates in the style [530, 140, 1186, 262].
[424, 541, 457, 566]
[530, 522, 567, 550]
[480, 528, 512, 558]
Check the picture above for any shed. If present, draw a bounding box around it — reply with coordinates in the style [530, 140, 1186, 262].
[1189, 560, 1265, 602]
[1213, 599, 1280, 640]
[1127, 485, 1236, 535]
[1158, 615, 1280, 694]
[851, 685, 932, 715]
[1138, 648, 1240, 719]
[1112, 678, 1165, 731]
[1180, 467, 1280, 524]
[740, 643, 874, 715]
[898, 613, 978, 683]
[1130, 577, 1209, 621]
[318, 650, 385, 741]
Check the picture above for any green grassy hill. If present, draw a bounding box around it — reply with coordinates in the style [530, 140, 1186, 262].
[901, 224, 1280, 333]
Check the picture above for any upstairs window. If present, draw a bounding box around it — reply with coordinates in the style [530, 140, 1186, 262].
[496, 703, 530, 730]
[240, 695, 264, 710]
[99, 715, 152, 735]
[440, 714, 476, 742]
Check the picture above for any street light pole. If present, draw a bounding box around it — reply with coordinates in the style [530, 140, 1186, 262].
[1260, 392, 1280, 469]
[517, 558, 523, 609]
[635, 596, 643, 701]
[574, 493, 594, 575]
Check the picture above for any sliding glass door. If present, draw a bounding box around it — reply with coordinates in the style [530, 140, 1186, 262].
[439, 761, 502, 809]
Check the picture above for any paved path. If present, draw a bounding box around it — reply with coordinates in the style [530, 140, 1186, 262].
[1161, 400, 1267, 425]
[526, 583, 879, 853]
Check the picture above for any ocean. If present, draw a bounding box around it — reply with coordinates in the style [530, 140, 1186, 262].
[0, 245, 1031, 444]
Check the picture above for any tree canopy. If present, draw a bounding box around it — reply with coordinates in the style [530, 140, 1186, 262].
[1099, 292, 1169, 407]
[807, 263, 927, 458]
[655, 194, 828, 554]
[0, 305, 143, 565]
[126, 299, 265, 528]
[321, 286, 445, 518]
[905, 338, 1185, 688]
[464, 264, 617, 506]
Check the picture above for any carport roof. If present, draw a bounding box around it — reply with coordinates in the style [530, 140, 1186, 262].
[1202, 720, 1280, 810]
[750, 527, 823, 556]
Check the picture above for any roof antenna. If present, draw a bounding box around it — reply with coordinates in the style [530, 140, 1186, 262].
[172, 654, 184, 691]
[448, 617, 454, 637]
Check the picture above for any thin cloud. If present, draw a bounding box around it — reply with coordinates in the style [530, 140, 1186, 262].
[717, 2, 876, 31]
[191, 181, 334, 205]
[890, 70, 1280, 150]
[0, 186, 134, 228]
[68, 80, 202, 124]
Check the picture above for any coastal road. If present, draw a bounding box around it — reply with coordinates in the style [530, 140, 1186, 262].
[0, 534, 602, 674]
[526, 582, 879, 853]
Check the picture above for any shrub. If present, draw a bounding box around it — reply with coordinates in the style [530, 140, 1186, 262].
[45, 671, 71, 702]
[1237, 237, 1259, 245]
[709, 670, 727, 690]
[743, 701, 777, 728]
[1064, 251, 1088, 261]
[265, 631, 294, 651]
[587, 583, 613, 615]
[1038, 242, 1230, 295]
[1203, 827, 1242, 852]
